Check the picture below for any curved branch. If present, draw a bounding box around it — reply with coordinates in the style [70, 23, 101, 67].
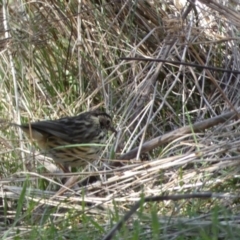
[119, 109, 239, 160]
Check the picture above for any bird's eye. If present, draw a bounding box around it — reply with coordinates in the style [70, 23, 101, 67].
[105, 119, 110, 126]
[99, 117, 111, 129]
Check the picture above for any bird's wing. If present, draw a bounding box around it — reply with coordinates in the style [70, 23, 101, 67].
[21, 121, 71, 140]
[21, 117, 100, 143]
[63, 117, 101, 143]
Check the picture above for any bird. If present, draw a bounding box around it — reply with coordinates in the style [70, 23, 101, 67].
[13, 110, 117, 172]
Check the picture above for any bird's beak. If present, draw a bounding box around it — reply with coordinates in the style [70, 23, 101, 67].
[110, 126, 117, 135]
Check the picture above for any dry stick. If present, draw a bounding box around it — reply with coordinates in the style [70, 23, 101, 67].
[119, 57, 240, 75]
[101, 192, 213, 240]
[120, 57, 239, 116]
[119, 109, 239, 160]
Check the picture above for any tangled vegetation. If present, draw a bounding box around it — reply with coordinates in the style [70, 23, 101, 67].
[1, 0, 240, 239]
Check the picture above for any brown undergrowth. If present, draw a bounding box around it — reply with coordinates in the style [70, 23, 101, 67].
[1, 0, 240, 239]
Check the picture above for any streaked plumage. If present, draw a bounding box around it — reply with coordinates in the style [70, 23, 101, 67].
[15, 110, 116, 170]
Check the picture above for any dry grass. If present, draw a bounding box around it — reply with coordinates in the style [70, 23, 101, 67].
[1, 0, 240, 239]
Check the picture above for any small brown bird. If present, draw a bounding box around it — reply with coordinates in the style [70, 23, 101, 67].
[14, 110, 116, 171]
